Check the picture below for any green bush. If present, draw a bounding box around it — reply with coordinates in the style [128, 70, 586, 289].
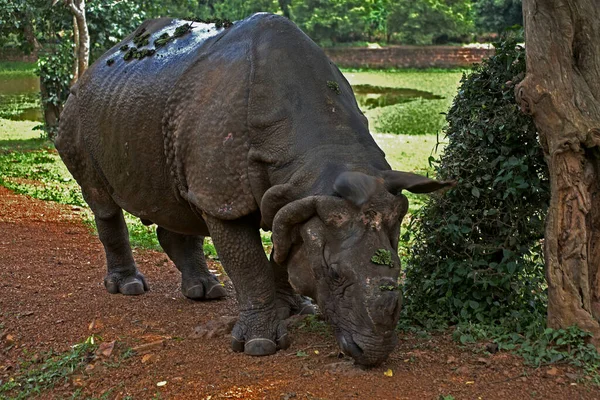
[375, 98, 448, 135]
[401, 32, 550, 328]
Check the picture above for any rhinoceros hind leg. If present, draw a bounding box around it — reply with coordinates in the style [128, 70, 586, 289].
[96, 210, 149, 296]
[204, 215, 289, 356]
[156, 227, 226, 300]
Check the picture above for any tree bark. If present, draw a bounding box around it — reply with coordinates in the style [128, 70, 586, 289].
[516, 0, 600, 346]
[66, 0, 89, 80]
[71, 15, 79, 85]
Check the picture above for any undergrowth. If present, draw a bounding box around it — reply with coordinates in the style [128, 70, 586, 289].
[0, 336, 98, 399]
[398, 30, 600, 383]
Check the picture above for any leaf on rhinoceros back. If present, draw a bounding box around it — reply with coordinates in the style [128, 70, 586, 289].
[384, 369, 393, 377]
[371, 249, 394, 268]
[327, 80, 341, 95]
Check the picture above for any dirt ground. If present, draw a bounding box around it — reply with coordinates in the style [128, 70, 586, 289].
[1, 185, 599, 400]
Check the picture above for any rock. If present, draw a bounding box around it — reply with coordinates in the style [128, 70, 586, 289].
[485, 342, 499, 354]
[565, 372, 580, 381]
[324, 361, 366, 376]
[193, 316, 237, 339]
[454, 366, 470, 375]
[476, 357, 490, 366]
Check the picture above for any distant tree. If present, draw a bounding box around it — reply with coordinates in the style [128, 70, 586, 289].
[473, 0, 522, 34]
[387, 0, 474, 45]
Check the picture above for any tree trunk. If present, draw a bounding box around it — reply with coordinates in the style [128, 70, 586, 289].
[67, 0, 89, 80]
[516, 0, 600, 346]
[71, 15, 79, 85]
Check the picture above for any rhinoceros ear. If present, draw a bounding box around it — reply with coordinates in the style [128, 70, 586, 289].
[382, 170, 456, 194]
[333, 171, 379, 207]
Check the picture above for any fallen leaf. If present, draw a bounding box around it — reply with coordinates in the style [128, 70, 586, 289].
[157, 381, 167, 387]
[314, 350, 319, 355]
[95, 341, 115, 358]
[465, 381, 475, 385]
[546, 367, 560, 376]
[384, 369, 393, 377]
[142, 354, 154, 363]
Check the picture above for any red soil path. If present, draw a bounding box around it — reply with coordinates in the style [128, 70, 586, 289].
[1, 186, 598, 399]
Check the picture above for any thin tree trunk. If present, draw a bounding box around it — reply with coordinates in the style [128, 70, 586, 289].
[67, 0, 89, 80]
[516, 0, 600, 346]
[71, 15, 79, 85]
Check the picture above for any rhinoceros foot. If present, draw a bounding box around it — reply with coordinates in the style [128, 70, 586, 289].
[104, 270, 149, 295]
[231, 307, 290, 356]
[182, 275, 227, 300]
[275, 292, 316, 320]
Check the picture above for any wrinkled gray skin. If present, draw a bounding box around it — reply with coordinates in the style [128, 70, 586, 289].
[55, 13, 452, 366]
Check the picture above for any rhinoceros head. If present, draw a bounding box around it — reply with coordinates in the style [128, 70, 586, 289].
[268, 170, 453, 366]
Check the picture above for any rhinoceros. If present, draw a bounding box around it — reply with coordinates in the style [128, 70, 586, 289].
[55, 13, 452, 366]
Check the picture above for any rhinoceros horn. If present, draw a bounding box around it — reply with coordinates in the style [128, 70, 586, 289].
[381, 170, 456, 195]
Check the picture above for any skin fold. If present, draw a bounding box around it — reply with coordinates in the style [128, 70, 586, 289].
[55, 13, 453, 366]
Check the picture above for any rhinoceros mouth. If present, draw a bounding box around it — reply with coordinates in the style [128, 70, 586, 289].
[335, 329, 397, 367]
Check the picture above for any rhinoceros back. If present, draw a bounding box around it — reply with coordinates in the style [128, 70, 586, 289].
[64, 16, 258, 228]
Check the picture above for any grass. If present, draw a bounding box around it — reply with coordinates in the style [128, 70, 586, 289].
[0, 61, 37, 78]
[0, 336, 98, 399]
[342, 69, 464, 135]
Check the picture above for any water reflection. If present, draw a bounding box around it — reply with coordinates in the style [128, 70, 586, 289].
[0, 76, 42, 122]
[352, 84, 443, 109]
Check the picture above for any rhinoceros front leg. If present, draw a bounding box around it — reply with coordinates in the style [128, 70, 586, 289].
[96, 210, 149, 295]
[271, 256, 316, 319]
[204, 215, 290, 356]
[156, 227, 227, 300]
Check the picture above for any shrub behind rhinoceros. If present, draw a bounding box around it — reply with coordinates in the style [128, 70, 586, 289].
[403, 34, 550, 330]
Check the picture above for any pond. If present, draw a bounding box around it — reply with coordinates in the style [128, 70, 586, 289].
[352, 84, 443, 109]
[0, 76, 42, 122]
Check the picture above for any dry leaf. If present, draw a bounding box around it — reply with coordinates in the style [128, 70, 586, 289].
[95, 341, 115, 358]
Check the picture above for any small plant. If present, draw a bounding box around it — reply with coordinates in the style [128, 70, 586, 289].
[0, 336, 98, 399]
[154, 33, 171, 48]
[173, 23, 193, 38]
[371, 249, 393, 267]
[326, 80, 341, 95]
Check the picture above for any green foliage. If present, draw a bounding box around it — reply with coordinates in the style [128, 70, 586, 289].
[375, 98, 448, 135]
[387, 0, 474, 45]
[402, 33, 549, 327]
[0, 336, 98, 399]
[474, 0, 522, 34]
[371, 249, 394, 267]
[0, 62, 37, 78]
[453, 323, 600, 382]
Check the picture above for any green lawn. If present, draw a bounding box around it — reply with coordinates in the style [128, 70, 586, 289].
[0, 61, 37, 78]
[343, 69, 464, 135]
